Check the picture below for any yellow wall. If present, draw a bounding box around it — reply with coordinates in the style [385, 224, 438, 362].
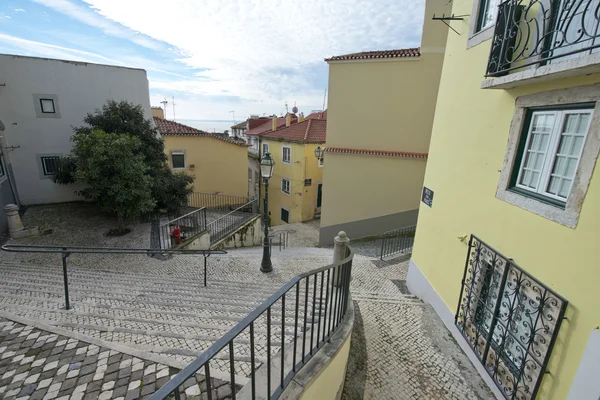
[412, 0, 600, 398]
[262, 139, 323, 226]
[321, 154, 426, 227]
[320, 0, 450, 232]
[163, 135, 248, 197]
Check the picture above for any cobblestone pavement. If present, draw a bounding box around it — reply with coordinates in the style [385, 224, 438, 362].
[0, 318, 232, 400]
[343, 259, 494, 400]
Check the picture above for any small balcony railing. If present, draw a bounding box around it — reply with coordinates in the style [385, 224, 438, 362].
[486, 0, 600, 77]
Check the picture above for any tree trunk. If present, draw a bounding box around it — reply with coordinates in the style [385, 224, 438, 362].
[117, 212, 124, 232]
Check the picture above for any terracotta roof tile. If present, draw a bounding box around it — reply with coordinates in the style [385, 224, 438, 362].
[325, 48, 420, 62]
[245, 114, 298, 137]
[153, 117, 248, 147]
[262, 119, 326, 144]
[326, 147, 427, 159]
[306, 110, 327, 120]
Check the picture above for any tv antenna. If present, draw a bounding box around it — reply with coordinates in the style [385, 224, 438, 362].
[160, 98, 168, 116]
[172, 96, 176, 121]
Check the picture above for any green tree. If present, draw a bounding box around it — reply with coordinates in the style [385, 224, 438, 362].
[72, 130, 155, 231]
[53, 100, 193, 211]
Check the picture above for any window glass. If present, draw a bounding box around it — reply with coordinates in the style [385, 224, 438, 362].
[41, 156, 59, 175]
[479, 0, 500, 31]
[281, 208, 289, 223]
[172, 153, 185, 169]
[282, 178, 290, 194]
[40, 99, 56, 114]
[283, 147, 291, 163]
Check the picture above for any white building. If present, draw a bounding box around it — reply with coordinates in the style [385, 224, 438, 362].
[0, 54, 152, 231]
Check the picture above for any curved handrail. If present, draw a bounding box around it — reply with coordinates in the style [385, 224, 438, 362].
[150, 245, 355, 400]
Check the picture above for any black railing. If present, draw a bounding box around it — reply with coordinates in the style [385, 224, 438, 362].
[380, 225, 416, 260]
[0, 245, 227, 309]
[189, 192, 253, 211]
[159, 207, 207, 249]
[455, 235, 568, 400]
[207, 200, 257, 243]
[150, 245, 354, 400]
[269, 230, 296, 252]
[487, 0, 600, 77]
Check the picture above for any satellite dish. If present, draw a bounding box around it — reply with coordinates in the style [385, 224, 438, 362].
[292, 106, 298, 114]
[0, 119, 5, 132]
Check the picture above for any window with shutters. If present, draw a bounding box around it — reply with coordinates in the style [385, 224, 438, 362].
[282, 146, 292, 164]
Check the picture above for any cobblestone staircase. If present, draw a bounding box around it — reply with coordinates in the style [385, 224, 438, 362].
[0, 258, 323, 382]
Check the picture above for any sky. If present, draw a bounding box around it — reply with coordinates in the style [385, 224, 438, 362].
[0, 0, 426, 124]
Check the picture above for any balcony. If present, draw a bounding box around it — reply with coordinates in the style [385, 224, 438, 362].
[482, 0, 600, 89]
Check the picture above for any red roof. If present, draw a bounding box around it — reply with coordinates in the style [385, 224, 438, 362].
[325, 48, 420, 62]
[245, 114, 298, 137]
[326, 147, 427, 159]
[262, 119, 326, 144]
[153, 117, 248, 147]
[306, 110, 327, 120]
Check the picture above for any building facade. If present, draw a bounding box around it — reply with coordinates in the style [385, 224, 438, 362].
[408, 0, 600, 399]
[0, 54, 152, 232]
[156, 117, 249, 198]
[318, 0, 451, 245]
[260, 118, 326, 226]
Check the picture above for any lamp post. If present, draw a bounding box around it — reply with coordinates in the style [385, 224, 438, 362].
[260, 152, 275, 273]
[314, 146, 324, 163]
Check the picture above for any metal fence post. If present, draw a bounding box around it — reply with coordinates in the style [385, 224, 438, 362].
[61, 249, 71, 310]
[332, 231, 350, 287]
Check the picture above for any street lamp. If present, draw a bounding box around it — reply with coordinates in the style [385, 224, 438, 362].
[314, 146, 324, 162]
[260, 152, 275, 273]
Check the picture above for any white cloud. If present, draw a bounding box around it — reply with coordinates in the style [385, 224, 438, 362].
[14, 9, 26, 13]
[78, 0, 426, 116]
[29, 0, 165, 51]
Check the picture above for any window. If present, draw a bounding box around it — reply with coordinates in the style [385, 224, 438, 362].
[171, 152, 186, 169]
[262, 143, 269, 155]
[41, 156, 59, 176]
[281, 178, 291, 195]
[456, 235, 567, 400]
[0, 157, 5, 180]
[282, 146, 291, 164]
[281, 208, 290, 224]
[248, 168, 252, 182]
[40, 99, 56, 114]
[477, 0, 499, 32]
[318, 157, 324, 168]
[511, 107, 593, 206]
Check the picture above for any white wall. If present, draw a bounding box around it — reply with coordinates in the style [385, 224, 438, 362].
[0, 54, 152, 205]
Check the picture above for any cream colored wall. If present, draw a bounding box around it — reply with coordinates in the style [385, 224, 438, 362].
[320, 0, 449, 231]
[321, 154, 426, 228]
[262, 140, 323, 226]
[411, 0, 600, 398]
[163, 136, 248, 197]
[299, 332, 351, 400]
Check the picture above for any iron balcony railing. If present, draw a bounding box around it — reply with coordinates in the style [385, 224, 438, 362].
[207, 199, 257, 243]
[455, 235, 567, 400]
[0, 244, 227, 309]
[486, 0, 600, 77]
[189, 192, 253, 211]
[150, 245, 354, 400]
[380, 225, 416, 260]
[159, 207, 207, 249]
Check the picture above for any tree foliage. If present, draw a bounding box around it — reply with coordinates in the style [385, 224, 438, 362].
[53, 100, 193, 224]
[72, 130, 155, 230]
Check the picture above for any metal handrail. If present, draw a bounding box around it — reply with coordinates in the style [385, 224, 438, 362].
[150, 245, 354, 400]
[380, 225, 416, 260]
[188, 192, 253, 211]
[161, 206, 207, 227]
[1, 244, 227, 308]
[207, 199, 258, 243]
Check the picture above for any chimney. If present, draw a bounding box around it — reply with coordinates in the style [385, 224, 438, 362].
[286, 114, 291, 127]
[152, 107, 165, 119]
[272, 117, 277, 131]
[298, 112, 305, 122]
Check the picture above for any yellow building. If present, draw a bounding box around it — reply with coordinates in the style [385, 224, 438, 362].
[407, 1, 600, 399]
[154, 116, 249, 198]
[260, 117, 326, 226]
[318, 0, 451, 245]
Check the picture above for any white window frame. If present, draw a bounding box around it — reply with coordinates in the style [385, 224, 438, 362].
[496, 84, 600, 228]
[262, 142, 269, 155]
[282, 145, 292, 164]
[281, 177, 291, 195]
[41, 156, 59, 176]
[515, 109, 592, 202]
[171, 151, 186, 170]
[318, 157, 324, 168]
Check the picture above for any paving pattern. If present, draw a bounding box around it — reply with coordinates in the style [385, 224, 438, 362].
[0, 318, 232, 400]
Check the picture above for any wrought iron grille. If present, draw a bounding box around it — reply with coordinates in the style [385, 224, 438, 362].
[455, 235, 568, 400]
[486, 0, 600, 77]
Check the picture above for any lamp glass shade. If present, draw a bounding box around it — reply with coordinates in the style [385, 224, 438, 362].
[260, 152, 275, 179]
[314, 146, 324, 159]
